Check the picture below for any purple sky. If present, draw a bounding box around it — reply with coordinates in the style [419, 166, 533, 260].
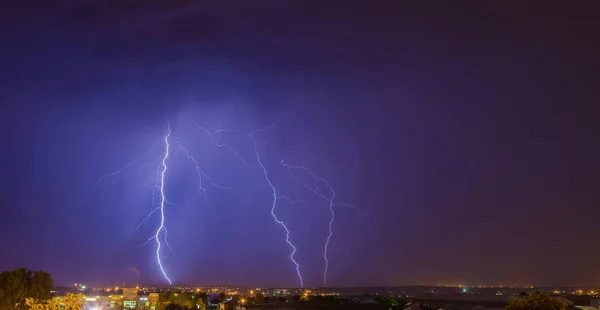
[0, 1, 599, 288]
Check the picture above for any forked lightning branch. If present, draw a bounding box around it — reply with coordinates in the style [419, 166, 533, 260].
[97, 121, 364, 287]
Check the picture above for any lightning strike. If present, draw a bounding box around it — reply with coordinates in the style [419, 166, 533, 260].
[98, 123, 237, 285]
[174, 140, 230, 208]
[154, 123, 172, 284]
[192, 123, 305, 287]
[250, 133, 304, 288]
[98, 118, 360, 287]
[193, 123, 252, 167]
[278, 196, 310, 209]
[280, 160, 365, 287]
[94, 145, 159, 198]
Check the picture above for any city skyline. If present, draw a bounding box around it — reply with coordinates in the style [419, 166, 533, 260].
[1, 2, 599, 287]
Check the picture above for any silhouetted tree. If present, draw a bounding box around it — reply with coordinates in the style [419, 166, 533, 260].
[159, 292, 195, 310]
[218, 292, 226, 301]
[165, 304, 185, 310]
[30, 271, 53, 301]
[0, 268, 54, 309]
[254, 294, 264, 304]
[196, 296, 206, 310]
[197, 291, 208, 303]
[506, 292, 566, 310]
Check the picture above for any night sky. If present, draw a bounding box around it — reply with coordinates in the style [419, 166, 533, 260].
[1, 1, 599, 288]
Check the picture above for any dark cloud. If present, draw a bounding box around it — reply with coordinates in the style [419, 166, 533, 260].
[0, 1, 599, 287]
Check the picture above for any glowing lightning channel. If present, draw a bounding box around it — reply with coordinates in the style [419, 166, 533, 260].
[97, 123, 235, 285]
[154, 124, 172, 285]
[93, 143, 160, 198]
[191, 123, 304, 287]
[174, 140, 231, 207]
[280, 160, 366, 287]
[193, 122, 251, 167]
[250, 133, 304, 288]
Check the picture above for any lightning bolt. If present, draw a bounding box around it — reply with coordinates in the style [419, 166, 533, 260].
[250, 133, 303, 288]
[193, 123, 251, 168]
[148, 125, 232, 284]
[95, 139, 172, 282]
[97, 122, 233, 285]
[97, 118, 360, 288]
[154, 123, 172, 284]
[174, 140, 230, 208]
[191, 123, 304, 287]
[280, 160, 366, 287]
[93, 143, 160, 198]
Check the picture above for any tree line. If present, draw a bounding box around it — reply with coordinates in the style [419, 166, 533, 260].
[0, 268, 53, 309]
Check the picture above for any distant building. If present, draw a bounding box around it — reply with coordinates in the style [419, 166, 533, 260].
[138, 295, 150, 309]
[109, 294, 122, 307]
[220, 299, 238, 310]
[122, 287, 139, 309]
